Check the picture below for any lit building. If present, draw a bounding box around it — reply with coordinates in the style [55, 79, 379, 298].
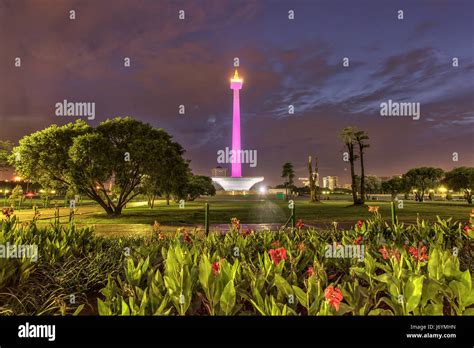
[211, 166, 227, 177]
[323, 176, 339, 190]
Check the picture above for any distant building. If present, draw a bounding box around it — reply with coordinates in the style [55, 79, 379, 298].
[211, 166, 227, 177]
[342, 183, 352, 190]
[323, 176, 339, 190]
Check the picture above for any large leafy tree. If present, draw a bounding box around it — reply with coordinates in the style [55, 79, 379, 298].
[281, 162, 295, 200]
[403, 167, 444, 202]
[11, 117, 188, 215]
[363, 175, 381, 200]
[381, 176, 406, 200]
[443, 167, 474, 204]
[0, 140, 14, 171]
[186, 175, 216, 201]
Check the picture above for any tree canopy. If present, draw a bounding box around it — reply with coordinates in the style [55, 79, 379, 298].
[443, 167, 474, 204]
[10, 117, 191, 215]
[403, 167, 444, 202]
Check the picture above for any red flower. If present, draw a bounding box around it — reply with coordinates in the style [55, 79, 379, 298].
[464, 225, 472, 236]
[268, 247, 287, 265]
[241, 228, 252, 237]
[380, 246, 401, 261]
[324, 286, 343, 311]
[354, 236, 363, 245]
[212, 261, 220, 276]
[230, 217, 240, 231]
[379, 246, 390, 260]
[409, 245, 429, 262]
[356, 220, 363, 229]
[2, 207, 14, 218]
[296, 219, 305, 229]
[307, 267, 315, 277]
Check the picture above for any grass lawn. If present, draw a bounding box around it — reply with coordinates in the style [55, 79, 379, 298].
[8, 197, 472, 237]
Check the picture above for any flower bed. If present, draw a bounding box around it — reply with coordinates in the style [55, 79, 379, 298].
[0, 210, 473, 316]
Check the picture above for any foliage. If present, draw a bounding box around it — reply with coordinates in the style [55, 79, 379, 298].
[1, 208, 472, 316]
[443, 167, 474, 204]
[10, 118, 189, 215]
[403, 167, 444, 202]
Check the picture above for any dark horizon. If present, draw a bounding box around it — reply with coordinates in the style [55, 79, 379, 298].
[1, 0, 473, 186]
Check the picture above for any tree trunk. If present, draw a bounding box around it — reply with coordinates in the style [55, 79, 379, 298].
[359, 145, 365, 204]
[465, 190, 472, 204]
[349, 146, 358, 205]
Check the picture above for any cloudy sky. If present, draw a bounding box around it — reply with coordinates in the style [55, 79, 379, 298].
[0, 0, 473, 185]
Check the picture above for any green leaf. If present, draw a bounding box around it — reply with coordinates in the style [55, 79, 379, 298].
[274, 273, 293, 298]
[404, 275, 424, 313]
[121, 299, 130, 315]
[220, 280, 236, 315]
[72, 304, 85, 316]
[97, 298, 111, 316]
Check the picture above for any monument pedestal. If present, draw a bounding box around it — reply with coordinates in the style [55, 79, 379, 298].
[211, 176, 264, 191]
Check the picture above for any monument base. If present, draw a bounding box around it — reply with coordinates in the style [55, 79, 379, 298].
[211, 176, 264, 191]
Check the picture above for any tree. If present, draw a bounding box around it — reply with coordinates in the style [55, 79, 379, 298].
[0, 140, 13, 171]
[403, 167, 444, 202]
[340, 127, 360, 205]
[381, 176, 405, 200]
[308, 156, 319, 202]
[185, 175, 216, 201]
[354, 130, 370, 204]
[8, 184, 23, 208]
[281, 162, 295, 200]
[363, 175, 381, 200]
[11, 117, 188, 215]
[443, 167, 474, 204]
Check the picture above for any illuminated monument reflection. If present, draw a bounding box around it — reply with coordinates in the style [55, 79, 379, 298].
[212, 70, 264, 191]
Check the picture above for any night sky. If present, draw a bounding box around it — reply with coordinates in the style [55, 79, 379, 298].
[1, 0, 473, 185]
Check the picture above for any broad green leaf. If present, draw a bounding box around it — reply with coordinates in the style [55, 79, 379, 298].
[220, 280, 236, 315]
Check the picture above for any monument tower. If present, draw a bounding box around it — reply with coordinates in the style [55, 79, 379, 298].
[211, 69, 264, 191]
[231, 70, 243, 178]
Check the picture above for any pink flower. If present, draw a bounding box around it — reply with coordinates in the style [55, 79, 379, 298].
[307, 267, 315, 277]
[356, 220, 363, 229]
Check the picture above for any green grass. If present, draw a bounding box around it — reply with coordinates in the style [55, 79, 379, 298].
[10, 197, 471, 227]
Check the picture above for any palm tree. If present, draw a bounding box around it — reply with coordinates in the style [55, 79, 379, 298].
[281, 162, 295, 200]
[354, 130, 370, 204]
[340, 127, 359, 205]
[308, 155, 319, 202]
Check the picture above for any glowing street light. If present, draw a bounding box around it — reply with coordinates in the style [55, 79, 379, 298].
[259, 186, 267, 194]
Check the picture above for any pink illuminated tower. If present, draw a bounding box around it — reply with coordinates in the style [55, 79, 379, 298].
[230, 69, 243, 177]
[211, 69, 263, 192]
